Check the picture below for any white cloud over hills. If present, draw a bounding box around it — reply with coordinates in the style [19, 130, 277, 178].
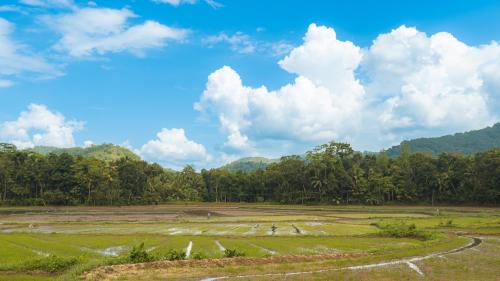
[0, 104, 211, 170]
[138, 128, 212, 169]
[0, 104, 83, 149]
[196, 24, 500, 156]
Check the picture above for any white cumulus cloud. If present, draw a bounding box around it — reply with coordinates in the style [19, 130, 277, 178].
[0, 103, 84, 149]
[139, 128, 212, 169]
[196, 23, 500, 156]
[362, 25, 498, 138]
[42, 7, 189, 57]
[196, 24, 365, 154]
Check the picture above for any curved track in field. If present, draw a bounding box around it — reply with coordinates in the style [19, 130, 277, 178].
[200, 237, 482, 281]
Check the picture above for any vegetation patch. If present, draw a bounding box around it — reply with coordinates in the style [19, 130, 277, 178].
[18, 254, 78, 273]
[224, 248, 246, 258]
[128, 243, 153, 263]
[376, 222, 435, 240]
[162, 249, 187, 261]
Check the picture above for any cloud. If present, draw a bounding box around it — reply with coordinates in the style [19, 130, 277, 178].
[196, 23, 500, 156]
[0, 18, 61, 85]
[203, 32, 255, 54]
[202, 31, 294, 56]
[139, 128, 212, 169]
[268, 41, 294, 56]
[361, 25, 498, 137]
[154, 0, 196, 5]
[20, 0, 76, 9]
[42, 7, 189, 57]
[196, 24, 364, 154]
[153, 0, 223, 9]
[0, 103, 84, 149]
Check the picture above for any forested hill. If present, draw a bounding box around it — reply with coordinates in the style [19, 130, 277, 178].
[27, 144, 140, 162]
[385, 123, 500, 157]
[221, 157, 278, 172]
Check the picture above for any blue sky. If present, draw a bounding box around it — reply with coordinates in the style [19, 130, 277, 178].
[1, 0, 500, 169]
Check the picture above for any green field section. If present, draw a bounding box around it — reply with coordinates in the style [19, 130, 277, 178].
[0, 233, 436, 263]
[1, 221, 381, 236]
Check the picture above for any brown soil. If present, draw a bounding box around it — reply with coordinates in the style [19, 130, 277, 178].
[85, 252, 368, 280]
[0, 205, 289, 223]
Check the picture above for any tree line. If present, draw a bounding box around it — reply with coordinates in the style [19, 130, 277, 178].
[0, 142, 498, 206]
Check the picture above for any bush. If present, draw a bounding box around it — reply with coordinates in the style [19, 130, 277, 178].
[224, 248, 245, 258]
[163, 249, 186, 261]
[190, 251, 206, 260]
[379, 222, 434, 240]
[22, 254, 78, 273]
[129, 243, 152, 263]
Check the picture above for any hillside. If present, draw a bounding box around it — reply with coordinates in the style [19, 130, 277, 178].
[28, 144, 141, 162]
[385, 123, 500, 157]
[221, 157, 278, 172]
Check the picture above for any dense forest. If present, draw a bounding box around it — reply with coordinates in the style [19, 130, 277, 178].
[386, 123, 500, 157]
[0, 141, 499, 206]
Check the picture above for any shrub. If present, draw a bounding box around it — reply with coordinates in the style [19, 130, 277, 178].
[190, 251, 206, 260]
[163, 249, 186, 261]
[224, 248, 245, 258]
[22, 254, 78, 273]
[128, 243, 152, 263]
[379, 222, 434, 240]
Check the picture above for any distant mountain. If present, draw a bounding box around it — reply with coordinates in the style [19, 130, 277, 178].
[28, 144, 141, 162]
[221, 157, 279, 172]
[385, 123, 500, 157]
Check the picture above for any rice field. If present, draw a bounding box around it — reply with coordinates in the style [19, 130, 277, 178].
[0, 204, 498, 280]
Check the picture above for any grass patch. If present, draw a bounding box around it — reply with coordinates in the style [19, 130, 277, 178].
[18, 255, 78, 273]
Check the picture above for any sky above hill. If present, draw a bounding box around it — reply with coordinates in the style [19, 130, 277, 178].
[1, 0, 500, 169]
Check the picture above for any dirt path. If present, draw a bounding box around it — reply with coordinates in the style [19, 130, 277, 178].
[200, 237, 482, 281]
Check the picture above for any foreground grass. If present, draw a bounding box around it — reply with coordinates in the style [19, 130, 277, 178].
[0, 204, 498, 280]
[89, 235, 469, 280]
